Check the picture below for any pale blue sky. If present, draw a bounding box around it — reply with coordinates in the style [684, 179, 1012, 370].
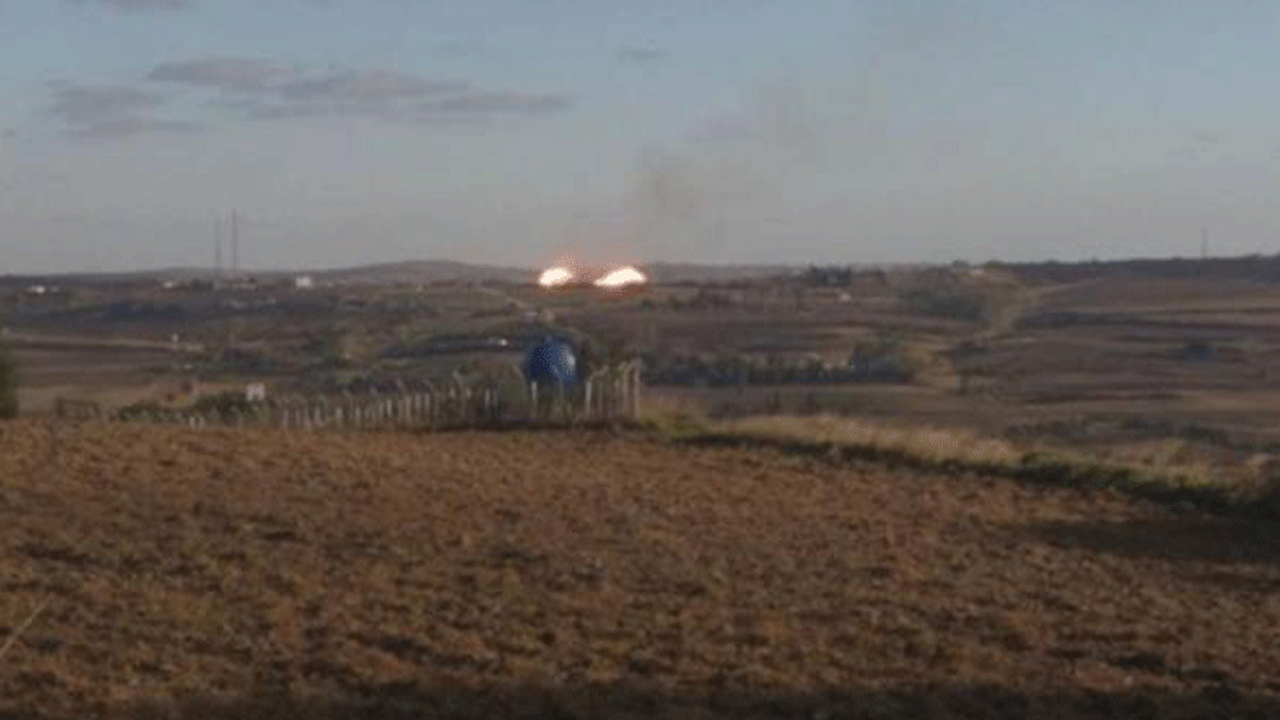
[2, 1, 1279, 273]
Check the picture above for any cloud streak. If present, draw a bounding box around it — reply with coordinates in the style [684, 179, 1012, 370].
[43, 57, 573, 138]
[617, 46, 665, 64]
[46, 83, 201, 138]
[420, 91, 573, 117]
[73, 118, 202, 139]
[148, 57, 293, 92]
[277, 69, 467, 101]
[66, 0, 188, 11]
[1192, 130, 1219, 145]
[48, 84, 160, 123]
[156, 57, 572, 124]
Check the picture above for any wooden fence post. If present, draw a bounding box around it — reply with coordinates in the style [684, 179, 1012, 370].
[630, 362, 641, 419]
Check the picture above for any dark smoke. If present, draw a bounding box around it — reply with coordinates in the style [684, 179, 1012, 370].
[621, 83, 825, 262]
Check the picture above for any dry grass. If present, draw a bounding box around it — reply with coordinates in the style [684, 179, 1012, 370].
[715, 414, 1020, 466]
[642, 411, 1280, 519]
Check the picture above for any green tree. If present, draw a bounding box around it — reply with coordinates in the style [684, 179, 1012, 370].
[0, 340, 18, 418]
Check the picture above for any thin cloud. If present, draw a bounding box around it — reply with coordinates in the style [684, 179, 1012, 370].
[66, 0, 188, 10]
[242, 100, 395, 121]
[150, 58, 467, 103]
[46, 83, 197, 138]
[241, 103, 323, 120]
[152, 57, 572, 125]
[277, 69, 467, 102]
[44, 59, 575, 136]
[245, 91, 574, 124]
[1192, 130, 1219, 145]
[421, 91, 574, 117]
[154, 59, 479, 123]
[149, 57, 292, 92]
[48, 84, 161, 124]
[617, 46, 665, 64]
[73, 118, 202, 139]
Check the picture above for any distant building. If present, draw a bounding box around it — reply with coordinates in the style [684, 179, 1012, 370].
[294, 275, 315, 290]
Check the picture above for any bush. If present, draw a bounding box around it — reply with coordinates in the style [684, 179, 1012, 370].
[190, 390, 258, 419]
[898, 287, 990, 322]
[116, 401, 168, 421]
[0, 340, 17, 418]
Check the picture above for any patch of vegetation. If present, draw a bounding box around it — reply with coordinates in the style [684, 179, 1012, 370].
[666, 289, 736, 311]
[576, 327, 633, 378]
[653, 414, 1280, 522]
[898, 287, 990, 322]
[115, 401, 170, 421]
[636, 410, 712, 441]
[215, 346, 277, 373]
[189, 390, 260, 419]
[118, 390, 266, 422]
[0, 339, 18, 418]
[642, 347, 918, 387]
[849, 329, 921, 383]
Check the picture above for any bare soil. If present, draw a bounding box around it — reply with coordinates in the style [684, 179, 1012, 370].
[1, 420, 1279, 718]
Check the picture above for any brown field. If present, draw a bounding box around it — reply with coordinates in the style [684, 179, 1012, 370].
[2, 420, 1279, 718]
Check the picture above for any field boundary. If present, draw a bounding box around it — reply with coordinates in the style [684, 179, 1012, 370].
[52, 362, 642, 431]
[641, 413, 1280, 523]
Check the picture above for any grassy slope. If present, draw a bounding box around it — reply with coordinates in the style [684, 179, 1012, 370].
[639, 411, 1280, 521]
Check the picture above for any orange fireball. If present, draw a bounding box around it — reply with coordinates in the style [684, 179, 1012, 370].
[594, 266, 647, 290]
[538, 266, 575, 288]
[535, 264, 648, 292]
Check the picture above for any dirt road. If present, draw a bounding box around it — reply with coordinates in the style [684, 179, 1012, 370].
[0, 421, 1277, 718]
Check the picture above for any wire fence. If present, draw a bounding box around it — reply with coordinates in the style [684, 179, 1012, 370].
[53, 363, 642, 431]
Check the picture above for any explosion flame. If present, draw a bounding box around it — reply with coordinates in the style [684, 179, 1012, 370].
[536, 264, 647, 290]
[594, 266, 647, 289]
[537, 267, 575, 288]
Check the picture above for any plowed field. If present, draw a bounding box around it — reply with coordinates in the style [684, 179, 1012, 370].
[1, 420, 1279, 719]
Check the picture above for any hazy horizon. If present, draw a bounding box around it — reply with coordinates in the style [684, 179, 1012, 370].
[4, 2, 1280, 274]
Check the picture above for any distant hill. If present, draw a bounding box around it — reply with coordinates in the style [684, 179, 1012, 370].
[312, 260, 531, 285]
[643, 263, 792, 283]
[997, 254, 1280, 285]
[314, 260, 793, 285]
[2, 260, 796, 286]
[17, 254, 1280, 288]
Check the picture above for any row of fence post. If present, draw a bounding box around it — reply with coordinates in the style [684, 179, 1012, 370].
[53, 363, 642, 430]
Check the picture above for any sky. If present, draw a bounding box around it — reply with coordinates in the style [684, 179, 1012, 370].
[2, 1, 1280, 273]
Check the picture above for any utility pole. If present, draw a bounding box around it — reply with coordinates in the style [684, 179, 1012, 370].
[214, 216, 223, 283]
[231, 209, 239, 276]
[1201, 226, 1209, 259]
